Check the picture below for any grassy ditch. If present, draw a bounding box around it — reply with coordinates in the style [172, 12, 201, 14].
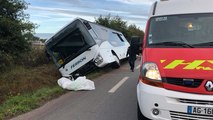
[0, 63, 64, 120]
[0, 47, 65, 120]
[0, 87, 64, 120]
[0, 64, 61, 104]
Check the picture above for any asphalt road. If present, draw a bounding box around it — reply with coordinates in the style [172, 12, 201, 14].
[11, 58, 141, 120]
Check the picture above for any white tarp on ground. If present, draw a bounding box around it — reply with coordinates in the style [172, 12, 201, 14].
[57, 76, 95, 91]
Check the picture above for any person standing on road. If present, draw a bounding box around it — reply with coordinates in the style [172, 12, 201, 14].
[126, 46, 137, 72]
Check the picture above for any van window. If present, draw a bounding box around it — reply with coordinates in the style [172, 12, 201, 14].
[147, 14, 213, 48]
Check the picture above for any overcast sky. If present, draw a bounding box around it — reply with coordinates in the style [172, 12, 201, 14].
[25, 0, 157, 34]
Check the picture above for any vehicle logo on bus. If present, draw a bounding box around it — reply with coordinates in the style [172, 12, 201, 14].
[205, 81, 213, 92]
[161, 60, 213, 70]
[71, 57, 86, 69]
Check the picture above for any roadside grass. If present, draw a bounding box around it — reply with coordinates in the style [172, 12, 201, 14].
[0, 64, 61, 103]
[87, 67, 111, 79]
[0, 60, 63, 120]
[0, 87, 64, 120]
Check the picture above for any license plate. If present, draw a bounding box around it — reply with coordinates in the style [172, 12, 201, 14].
[188, 106, 213, 115]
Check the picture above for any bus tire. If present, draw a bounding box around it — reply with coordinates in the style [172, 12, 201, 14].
[112, 55, 120, 68]
[137, 103, 150, 120]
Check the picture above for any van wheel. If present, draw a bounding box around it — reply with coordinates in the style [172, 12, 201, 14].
[137, 103, 150, 120]
[112, 55, 120, 68]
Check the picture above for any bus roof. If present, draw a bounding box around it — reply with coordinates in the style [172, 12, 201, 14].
[78, 18, 123, 34]
[150, 0, 213, 17]
[45, 18, 123, 44]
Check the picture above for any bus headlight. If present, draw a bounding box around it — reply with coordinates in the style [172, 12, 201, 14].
[142, 62, 162, 81]
[94, 54, 103, 65]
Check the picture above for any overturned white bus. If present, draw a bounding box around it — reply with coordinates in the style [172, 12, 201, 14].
[45, 18, 130, 77]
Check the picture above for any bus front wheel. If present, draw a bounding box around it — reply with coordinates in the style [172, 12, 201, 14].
[112, 55, 120, 68]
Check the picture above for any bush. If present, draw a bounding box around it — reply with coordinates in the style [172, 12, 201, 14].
[0, 47, 59, 104]
[0, 64, 61, 104]
[16, 47, 50, 67]
[0, 52, 14, 72]
[0, 0, 35, 63]
[0, 47, 50, 71]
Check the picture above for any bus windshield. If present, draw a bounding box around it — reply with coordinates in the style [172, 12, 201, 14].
[147, 13, 213, 48]
[49, 28, 94, 68]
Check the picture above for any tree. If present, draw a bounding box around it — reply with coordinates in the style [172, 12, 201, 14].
[95, 14, 144, 41]
[95, 14, 111, 28]
[0, 0, 35, 70]
[128, 24, 144, 40]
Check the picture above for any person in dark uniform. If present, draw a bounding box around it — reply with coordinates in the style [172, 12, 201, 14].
[126, 46, 137, 72]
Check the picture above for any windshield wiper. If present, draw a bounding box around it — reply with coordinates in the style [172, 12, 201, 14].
[193, 42, 213, 46]
[150, 41, 194, 48]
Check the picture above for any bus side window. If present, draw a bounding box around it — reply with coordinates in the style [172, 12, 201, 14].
[109, 32, 125, 47]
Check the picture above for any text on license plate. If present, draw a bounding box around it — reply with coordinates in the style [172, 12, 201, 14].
[188, 106, 213, 115]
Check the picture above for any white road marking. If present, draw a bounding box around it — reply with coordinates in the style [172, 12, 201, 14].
[136, 64, 141, 69]
[108, 77, 129, 93]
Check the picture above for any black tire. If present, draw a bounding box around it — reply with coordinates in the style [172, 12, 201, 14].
[112, 55, 120, 68]
[137, 103, 150, 120]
